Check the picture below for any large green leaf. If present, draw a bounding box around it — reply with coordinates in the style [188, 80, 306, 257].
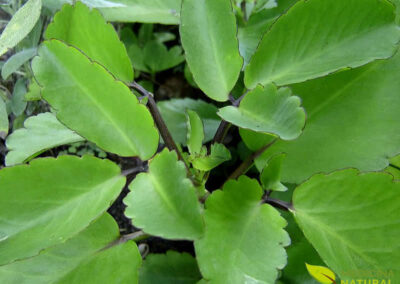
[218, 84, 305, 140]
[139, 251, 201, 284]
[1, 48, 37, 80]
[249, 48, 400, 183]
[32, 40, 159, 160]
[0, 0, 42, 56]
[293, 169, 400, 281]
[0, 155, 125, 265]
[244, 0, 400, 88]
[42, 0, 181, 24]
[180, 0, 243, 101]
[195, 176, 290, 283]
[0, 213, 142, 284]
[45, 2, 133, 82]
[5, 112, 84, 166]
[124, 149, 204, 240]
[158, 98, 220, 145]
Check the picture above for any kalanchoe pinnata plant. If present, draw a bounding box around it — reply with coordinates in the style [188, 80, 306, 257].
[1, 0, 400, 283]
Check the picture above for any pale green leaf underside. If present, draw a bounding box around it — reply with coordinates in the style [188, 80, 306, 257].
[180, 0, 243, 102]
[195, 176, 290, 284]
[45, 2, 133, 82]
[1, 48, 37, 80]
[218, 84, 305, 140]
[0, 214, 141, 284]
[293, 169, 400, 281]
[245, 0, 400, 88]
[32, 40, 159, 160]
[5, 112, 84, 166]
[250, 48, 400, 183]
[140, 251, 201, 284]
[158, 98, 220, 146]
[124, 149, 204, 240]
[0, 155, 125, 265]
[0, 99, 8, 139]
[191, 143, 231, 172]
[186, 110, 204, 155]
[0, 0, 41, 56]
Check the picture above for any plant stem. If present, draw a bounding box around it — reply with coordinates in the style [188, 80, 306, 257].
[101, 230, 149, 250]
[263, 197, 293, 211]
[227, 139, 277, 181]
[128, 82, 190, 172]
[389, 163, 400, 171]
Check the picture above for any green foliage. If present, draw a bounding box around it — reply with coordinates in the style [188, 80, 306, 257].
[180, 0, 243, 101]
[5, 112, 84, 166]
[2, 0, 400, 282]
[124, 149, 204, 240]
[0, 0, 42, 56]
[293, 169, 400, 280]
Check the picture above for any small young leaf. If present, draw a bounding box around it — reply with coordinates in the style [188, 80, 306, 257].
[124, 149, 204, 240]
[1, 48, 37, 80]
[245, 0, 400, 89]
[32, 40, 159, 160]
[305, 264, 336, 284]
[191, 143, 231, 172]
[45, 2, 133, 82]
[0, 213, 142, 284]
[260, 153, 287, 192]
[180, 0, 243, 101]
[293, 169, 400, 280]
[158, 98, 220, 145]
[0, 155, 125, 265]
[5, 112, 84, 166]
[186, 110, 204, 155]
[0, 98, 9, 139]
[140, 251, 202, 284]
[142, 40, 185, 73]
[11, 78, 27, 116]
[0, 0, 42, 56]
[195, 176, 290, 283]
[24, 79, 41, 101]
[218, 84, 305, 140]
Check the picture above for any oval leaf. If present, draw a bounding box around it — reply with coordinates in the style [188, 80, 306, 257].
[32, 40, 159, 160]
[180, 0, 243, 101]
[124, 149, 204, 240]
[0, 155, 125, 265]
[195, 176, 290, 283]
[245, 0, 400, 88]
[5, 112, 84, 166]
[305, 264, 336, 284]
[1, 48, 37, 80]
[186, 110, 204, 155]
[45, 2, 133, 82]
[218, 84, 305, 140]
[293, 169, 400, 281]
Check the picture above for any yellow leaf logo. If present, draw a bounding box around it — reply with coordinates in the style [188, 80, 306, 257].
[306, 263, 336, 284]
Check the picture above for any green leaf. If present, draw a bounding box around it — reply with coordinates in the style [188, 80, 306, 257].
[218, 84, 305, 140]
[32, 40, 159, 160]
[180, 0, 243, 102]
[0, 0, 42, 56]
[0, 155, 125, 265]
[1, 48, 36, 80]
[124, 149, 204, 240]
[45, 2, 133, 82]
[186, 110, 204, 155]
[140, 251, 202, 284]
[260, 153, 287, 192]
[293, 169, 400, 281]
[386, 155, 400, 180]
[0, 98, 9, 139]
[158, 98, 220, 145]
[24, 79, 41, 101]
[11, 78, 27, 116]
[5, 112, 84, 166]
[191, 143, 231, 171]
[0, 213, 142, 284]
[195, 176, 290, 283]
[142, 40, 184, 73]
[244, 0, 400, 88]
[250, 48, 400, 183]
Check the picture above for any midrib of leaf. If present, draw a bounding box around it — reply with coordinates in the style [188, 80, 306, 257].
[46, 45, 139, 154]
[2, 175, 122, 247]
[295, 210, 381, 270]
[239, 107, 280, 130]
